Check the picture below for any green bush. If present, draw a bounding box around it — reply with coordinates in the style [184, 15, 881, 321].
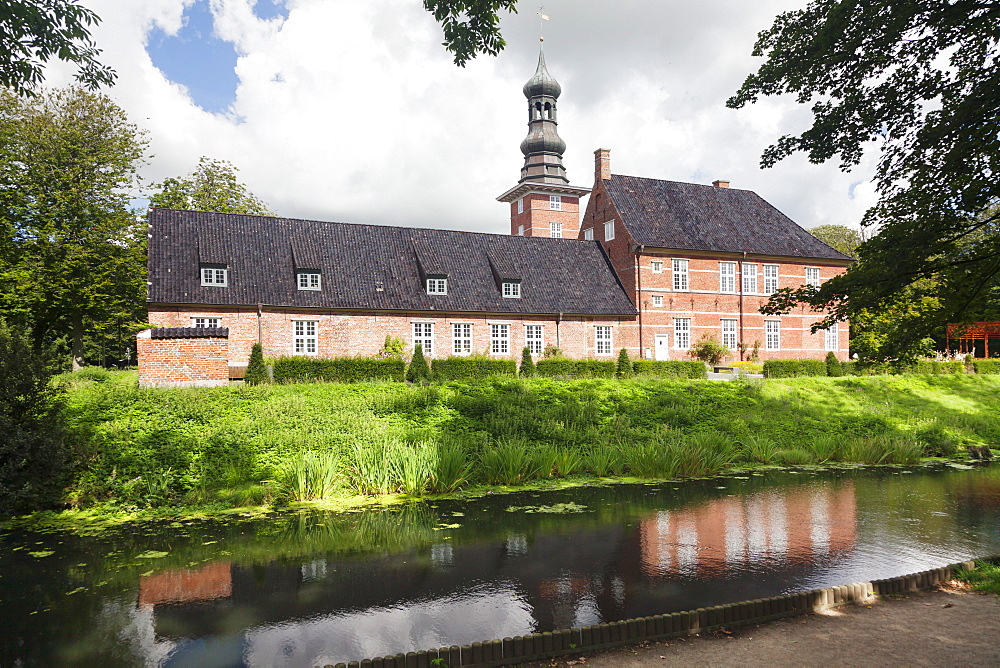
[825, 351, 843, 377]
[432, 356, 516, 380]
[763, 359, 827, 378]
[535, 358, 616, 378]
[519, 347, 535, 378]
[913, 360, 964, 375]
[272, 356, 405, 383]
[615, 348, 633, 378]
[245, 343, 269, 385]
[405, 345, 431, 383]
[973, 359, 1000, 374]
[689, 335, 728, 366]
[632, 360, 708, 379]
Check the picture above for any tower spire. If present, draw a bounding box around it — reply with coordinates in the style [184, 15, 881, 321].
[518, 47, 567, 184]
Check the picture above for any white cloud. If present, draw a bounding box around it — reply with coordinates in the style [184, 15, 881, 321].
[54, 0, 872, 234]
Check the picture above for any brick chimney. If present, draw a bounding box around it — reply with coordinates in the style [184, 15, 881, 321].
[712, 179, 730, 188]
[595, 148, 611, 182]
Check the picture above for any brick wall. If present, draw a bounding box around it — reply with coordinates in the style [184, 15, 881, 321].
[137, 330, 230, 388]
[510, 192, 582, 239]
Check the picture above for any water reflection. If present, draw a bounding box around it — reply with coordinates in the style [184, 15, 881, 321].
[2, 465, 999, 667]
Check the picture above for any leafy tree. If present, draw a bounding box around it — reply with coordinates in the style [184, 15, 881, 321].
[690, 335, 728, 366]
[244, 342, 269, 385]
[615, 348, 632, 378]
[519, 346, 535, 377]
[380, 335, 406, 358]
[423, 0, 518, 66]
[808, 225, 863, 258]
[0, 321, 70, 516]
[406, 344, 431, 383]
[0, 0, 115, 94]
[150, 157, 274, 215]
[0, 87, 148, 369]
[730, 0, 1000, 348]
[825, 351, 843, 377]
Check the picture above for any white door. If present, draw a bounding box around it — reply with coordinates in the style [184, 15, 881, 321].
[655, 335, 670, 360]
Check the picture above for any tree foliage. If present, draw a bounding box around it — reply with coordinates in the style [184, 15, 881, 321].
[422, 0, 518, 66]
[150, 156, 274, 215]
[0, 0, 115, 93]
[808, 224, 862, 258]
[244, 342, 269, 385]
[0, 87, 148, 369]
[519, 346, 535, 377]
[730, 0, 1000, 350]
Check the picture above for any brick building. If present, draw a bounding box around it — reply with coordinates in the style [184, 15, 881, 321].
[138, 49, 850, 386]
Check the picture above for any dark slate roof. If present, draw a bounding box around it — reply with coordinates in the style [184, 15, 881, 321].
[605, 174, 853, 260]
[150, 327, 229, 339]
[147, 209, 637, 316]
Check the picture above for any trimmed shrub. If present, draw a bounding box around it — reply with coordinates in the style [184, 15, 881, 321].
[245, 343, 269, 385]
[519, 347, 535, 378]
[405, 344, 431, 383]
[913, 359, 964, 375]
[535, 358, 616, 378]
[632, 360, 708, 379]
[762, 359, 826, 378]
[615, 348, 633, 378]
[689, 334, 728, 366]
[432, 356, 516, 380]
[825, 351, 843, 377]
[974, 359, 1000, 374]
[272, 356, 406, 383]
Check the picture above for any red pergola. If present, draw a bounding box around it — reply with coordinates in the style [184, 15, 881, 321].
[946, 322, 1000, 358]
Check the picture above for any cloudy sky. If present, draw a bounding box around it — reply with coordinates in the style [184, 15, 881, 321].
[46, 0, 875, 235]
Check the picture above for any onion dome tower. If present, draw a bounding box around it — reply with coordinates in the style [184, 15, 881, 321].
[497, 45, 591, 239]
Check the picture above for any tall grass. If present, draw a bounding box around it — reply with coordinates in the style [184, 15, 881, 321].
[283, 450, 341, 501]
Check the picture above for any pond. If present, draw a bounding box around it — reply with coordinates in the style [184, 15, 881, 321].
[2, 463, 999, 667]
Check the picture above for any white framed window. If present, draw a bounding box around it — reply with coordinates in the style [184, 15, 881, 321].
[763, 264, 779, 295]
[651, 260, 663, 274]
[604, 220, 615, 241]
[293, 320, 318, 355]
[201, 266, 228, 287]
[583, 228, 593, 240]
[651, 295, 663, 307]
[517, 224, 525, 236]
[806, 267, 821, 287]
[525, 324, 544, 355]
[719, 261, 736, 293]
[517, 198, 524, 214]
[549, 221, 563, 238]
[413, 322, 434, 357]
[672, 259, 689, 291]
[742, 263, 758, 294]
[765, 320, 781, 351]
[674, 318, 691, 350]
[193, 317, 220, 328]
[549, 195, 562, 210]
[502, 281, 521, 298]
[490, 324, 510, 354]
[452, 323, 472, 355]
[297, 271, 321, 290]
[721, 319, 737, 349]
[595, 325, 613, 355]
[825, 322, 839, 351]
[426, 277, 447, 295]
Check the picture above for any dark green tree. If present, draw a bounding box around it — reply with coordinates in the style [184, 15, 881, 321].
[406, 344, 431, 383]
[0, 0, 115, 93]
[422, 0, 518, 66]
[808, 225, 863, 258]
[825, 351, 843, 377]
[615, 348, 632, 378]
[0, 322, 70, 516]
[244, 342, 269, 385]
[729, 1, 1000, 349]
[519, 346, 535, 377]
[150, 157, 274, 215]
[0, 87, 148, 369]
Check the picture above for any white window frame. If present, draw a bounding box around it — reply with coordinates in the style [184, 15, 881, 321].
[825, 322, 839, 351]
[719, 261, 736, 293]
[763, 264, 779, 295]
[721, 319, 737, 350]
[413, 322, 434, 357]
[502, 281, 521, 298]
[517, 198, 524, 214]
[426, 277, 447, 295]
[604, 220, 615, 241]
[742, 263, 758, 294]
[525, 324, 544, 355]
[192, 317, 220, 329]
[806, 267, 821, 287]
[674, 318, 691, 350]
[297, 271, 321, 291]
[293, 320, 318, 355]
[517, 224, 525, 236]
[651, 260, 663, 274]
[583, 228, 593, 240]
[452, 323, 472, 356]
[651, 294, 663, 307]
[490, 323, 510, 355]
[765, 320, 781, 351]
[672, 259, 689, 291]
[549, 221, 563, 238]
[549, 195, 562, 211]
[201, 266, 228, 287]
[595, 325, 613, 355]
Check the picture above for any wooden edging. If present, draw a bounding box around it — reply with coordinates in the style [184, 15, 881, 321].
[322, 556, 998, 668]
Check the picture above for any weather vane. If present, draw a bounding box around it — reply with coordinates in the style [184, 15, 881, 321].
[537, 5, 549, 44]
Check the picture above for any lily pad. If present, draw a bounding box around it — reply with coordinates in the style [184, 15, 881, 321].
[505, 502, 588, 514]
[136, 550, 169, 559]
[28, 550, 55, 558]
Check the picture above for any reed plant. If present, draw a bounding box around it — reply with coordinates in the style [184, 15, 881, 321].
[398, 441, 436, 495]
[584, 445, 621, 477]
[529, 445, 559, 479]
[348, 439, 402, 494]
[842, 435, 922, 464]
[806, 434, 841, 462]
[430, 441, 472, 492]
[478, 438, 534, 485]
[737, 433, 780, 463]
[553, 448, 585, 477]
[772, 448, 815, 465]
[621, 443, 679, 478]
[678, 431, 738, 475]
[282, 450, 341, 501]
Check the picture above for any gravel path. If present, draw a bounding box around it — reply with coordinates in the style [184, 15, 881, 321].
[517, 587, 1000, 667]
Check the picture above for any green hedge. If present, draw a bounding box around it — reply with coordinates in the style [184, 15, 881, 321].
[535, 358, 616, 378]
[631, 360, 707, 379]
[272, 356, 405, 383]
[913, 360, 965, 375]
[762, 359, 827, 378]
[973, 359, 1000, 374]
[431, 356, 516, 380]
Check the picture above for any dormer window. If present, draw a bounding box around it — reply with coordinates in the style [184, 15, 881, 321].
[297, 271, 321, 290]
[549, 195, 562, 210]
[426, 277, 447, 295]
[201, 265, 228, 287]
[502, 281, 521, 298]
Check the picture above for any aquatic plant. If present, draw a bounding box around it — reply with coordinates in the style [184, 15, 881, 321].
[283, 450, 341, 501]
[430, 441, 472, 492]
